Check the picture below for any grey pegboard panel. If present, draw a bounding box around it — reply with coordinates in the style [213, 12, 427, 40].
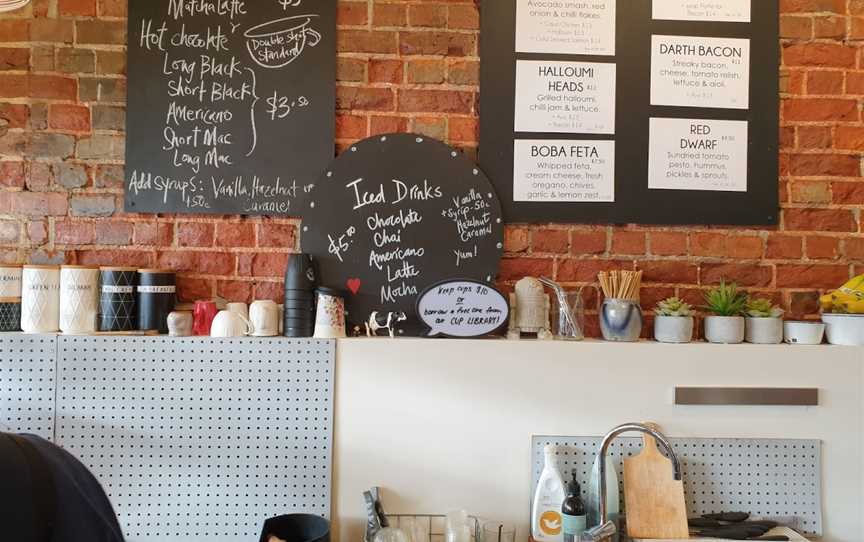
[532, 436, 822, 536]
[56, 336, 335, 542]
[0, 333, 56, 440]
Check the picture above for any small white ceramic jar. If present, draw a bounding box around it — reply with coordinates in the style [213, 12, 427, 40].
[250, 300, 280, 337]
[167, 311, 194, 337]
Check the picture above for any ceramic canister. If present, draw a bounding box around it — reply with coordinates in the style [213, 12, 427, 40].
[59, 265, 100, 334]
[313, 287, 346, 339]
[0, 264, 22, 332]
[167, 311, 193, 337]
[21, 265, 60, 333]
[137, 269, 176, 334]
[99, 267, 138, 332]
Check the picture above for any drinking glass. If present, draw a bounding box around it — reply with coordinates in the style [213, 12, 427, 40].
[481, 522, 515, 542]
[551, 289, 585, 341]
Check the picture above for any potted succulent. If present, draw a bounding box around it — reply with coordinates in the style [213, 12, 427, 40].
[703, 281, 748, 344]
[744, 298, 784, 344]
[653, 297, 694, 344]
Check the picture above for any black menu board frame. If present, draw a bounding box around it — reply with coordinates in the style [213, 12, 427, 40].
[125, 0, 336, 216]
[479, 0, 779, 225]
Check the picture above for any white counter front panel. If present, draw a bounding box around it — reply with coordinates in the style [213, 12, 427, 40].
[333, 340, 863, 542]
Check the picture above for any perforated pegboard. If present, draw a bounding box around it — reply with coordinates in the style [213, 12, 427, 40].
[532, 435, 822, 536]
[56, 336, 334, 542]
[0, 333, 56, 440]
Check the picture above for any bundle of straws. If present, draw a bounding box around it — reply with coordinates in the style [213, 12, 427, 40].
[0, 0, 30, 13]
[598, 270, 643, 301]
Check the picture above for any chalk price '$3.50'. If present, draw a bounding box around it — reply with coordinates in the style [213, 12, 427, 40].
[266, 90, 309, 121]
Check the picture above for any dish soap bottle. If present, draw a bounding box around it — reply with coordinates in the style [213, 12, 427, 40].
[561, 470, 586, 542]
[532, 445, 566, 542]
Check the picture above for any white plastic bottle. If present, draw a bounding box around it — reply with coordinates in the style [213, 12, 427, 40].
[532, 445, 566, 542]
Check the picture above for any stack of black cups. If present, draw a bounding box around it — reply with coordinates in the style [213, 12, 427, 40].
[284, 254, 317, 338]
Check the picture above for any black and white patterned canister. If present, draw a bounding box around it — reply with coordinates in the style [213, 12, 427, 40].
[0, 264, 22, 332]
[137, 269, 176, 334]
[99, 267, 138, 332]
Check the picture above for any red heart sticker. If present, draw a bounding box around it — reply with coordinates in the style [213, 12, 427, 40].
[347, 278, 361, 295]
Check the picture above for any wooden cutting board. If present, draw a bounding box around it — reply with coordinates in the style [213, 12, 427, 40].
[623, 425, 689, 539]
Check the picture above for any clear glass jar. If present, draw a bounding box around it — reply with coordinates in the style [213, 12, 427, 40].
[551, 287, 585, 341]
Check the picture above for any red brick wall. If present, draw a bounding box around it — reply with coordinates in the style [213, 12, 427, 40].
[0, 0, 861, 335]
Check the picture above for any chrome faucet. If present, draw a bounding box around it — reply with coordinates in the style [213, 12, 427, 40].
[580, 423, 683, 542]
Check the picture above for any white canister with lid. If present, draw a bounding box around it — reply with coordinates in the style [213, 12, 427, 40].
[21, 265, 60, 333]
[59, 265, 100, 334]
[0, 264, 22, 299]
[0, 264, 23, 332]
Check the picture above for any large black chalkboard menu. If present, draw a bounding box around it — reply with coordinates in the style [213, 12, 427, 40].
[125, 0, 335, 216]
[480, 0, 779, 225]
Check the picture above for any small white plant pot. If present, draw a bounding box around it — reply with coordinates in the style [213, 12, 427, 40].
[822, 313, 864, 346]
[745, 317, 784, 345]
[704, 316, 745, 344]
[654, 316, 693, 344]
[784, 321, 825, 345]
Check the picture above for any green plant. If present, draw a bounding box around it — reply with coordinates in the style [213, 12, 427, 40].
[655, 297, 693, 317]
[746, 298, 784, 318]
[703, 281, 748, 317]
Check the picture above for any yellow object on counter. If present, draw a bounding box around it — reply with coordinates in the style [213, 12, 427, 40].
[820, 273, 864, 313]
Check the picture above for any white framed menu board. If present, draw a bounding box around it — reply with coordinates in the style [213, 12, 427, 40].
[480, 0, 779, 225]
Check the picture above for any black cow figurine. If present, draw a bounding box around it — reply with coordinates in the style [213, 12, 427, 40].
[365, 311, 407, 338]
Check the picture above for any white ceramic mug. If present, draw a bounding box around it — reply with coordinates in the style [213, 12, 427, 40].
[250, 300, 279, 337]
[21, 265, 60, 333]
[59, 265, 100, 335]
[227, 302, 249, 320]
[210, 310, 253, 338]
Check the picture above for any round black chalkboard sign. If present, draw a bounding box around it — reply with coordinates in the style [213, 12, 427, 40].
[301, 133, 505, 336]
